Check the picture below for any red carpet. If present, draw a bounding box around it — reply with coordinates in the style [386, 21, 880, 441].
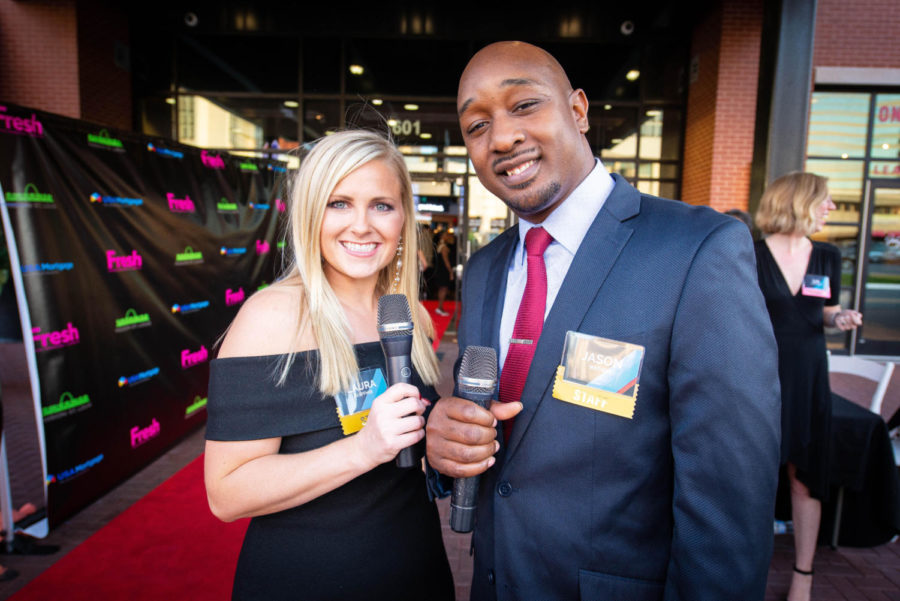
[10, 456, 248, 601]
[423, 300, 456, 350]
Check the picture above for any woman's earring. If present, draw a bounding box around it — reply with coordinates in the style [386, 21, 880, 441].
[391, 238, 403, 293]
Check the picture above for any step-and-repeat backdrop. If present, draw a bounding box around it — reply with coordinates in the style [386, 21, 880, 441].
[0, 102, 290, 527]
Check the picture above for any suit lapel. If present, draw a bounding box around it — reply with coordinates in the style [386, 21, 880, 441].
[482, 228, 518, 352]
[503, 175, 641, 459]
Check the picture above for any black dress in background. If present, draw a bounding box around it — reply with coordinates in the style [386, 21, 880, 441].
[206, 342, 454, 601]
[755, 240, 841, 500]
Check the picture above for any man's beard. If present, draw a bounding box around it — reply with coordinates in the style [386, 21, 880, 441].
[504, 181, 562, 218]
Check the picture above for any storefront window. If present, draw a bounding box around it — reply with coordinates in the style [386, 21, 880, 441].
[807, 92, 870, 158]
[871, 94, 900, 159]
[805, 158, 864, 210]
[638, 109, 682, 161]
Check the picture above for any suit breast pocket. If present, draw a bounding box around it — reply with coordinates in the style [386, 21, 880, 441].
[579, 568, 664, 601]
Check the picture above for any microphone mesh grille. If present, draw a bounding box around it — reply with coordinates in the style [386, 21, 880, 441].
[458, 346, 497, 394]
[377, 294, 413, 337]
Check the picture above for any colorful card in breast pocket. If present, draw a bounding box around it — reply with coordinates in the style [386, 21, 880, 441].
[801, 274, 830, 298]
[552, 331, 645, 419]
[334, 367, 387, 435]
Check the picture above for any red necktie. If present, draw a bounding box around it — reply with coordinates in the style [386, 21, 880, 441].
[498, 226, 554, 442]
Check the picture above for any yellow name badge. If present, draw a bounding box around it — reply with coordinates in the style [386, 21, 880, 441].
[335, 367, 387, 435]
[552, 331, 645, 419]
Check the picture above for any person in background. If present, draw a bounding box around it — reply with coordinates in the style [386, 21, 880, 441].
[433, 228, 456, 316]
[725, 207, 754, 233]
[754, 172, 862, 601]
[204, 129, 454, 601]
[426, 40, 781, 600]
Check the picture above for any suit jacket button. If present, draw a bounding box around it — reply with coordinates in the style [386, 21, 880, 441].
[498, 481, 512, 497]
[487, 569, 495, 585]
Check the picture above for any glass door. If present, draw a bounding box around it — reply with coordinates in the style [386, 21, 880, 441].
[854, 179, 900, 356]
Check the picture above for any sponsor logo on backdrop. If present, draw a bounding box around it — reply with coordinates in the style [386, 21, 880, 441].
[130, 418, 160, 448]
[118, 367, 160, 388]
[87, 129, 124, 151]
[249, 201, 270, 210]
[275, 198, 286, 212]
[267, 163, 287, 174]
[277, 240, 286, 250]
[220, 246, 246, 256]
[115, 308, 151, 333]
[185, 395, 208, 418]
[166, 192, 196, 213]
[146, 142, 183, 159]
[22, 261, 74, 275]
[89, 192, 143, 207]
[225, 287, 245, 306]
[257, 281, 269, 291]
[175, 246, 204, 265]
[32, 322, 80, 352]
[0, 105, 44, 137]
[4, 183, 54, 207]
[171, 300, 210, 314]
[106, 249, 143, 272]
[239, 161, 258, 172]
[201, 150, 226, 169]
[255, 240, 270, 255]
[217, 197, 238, 213]
[181, 345, 208, 368]
[47, 453, 104, 484]
[42, 391, 92, 420]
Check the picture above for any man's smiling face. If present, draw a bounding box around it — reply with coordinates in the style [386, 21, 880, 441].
[457, 42, 593, 223]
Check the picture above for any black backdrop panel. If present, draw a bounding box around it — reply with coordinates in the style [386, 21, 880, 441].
[0, 103, 289, 527]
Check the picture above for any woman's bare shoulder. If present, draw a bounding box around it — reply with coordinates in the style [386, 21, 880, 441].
[217, 280, 308, 358]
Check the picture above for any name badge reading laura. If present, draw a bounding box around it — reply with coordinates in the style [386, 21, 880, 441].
[801, 274, 830, 298]
[552, 331, 645, 419]
[334, 367, 387, 435]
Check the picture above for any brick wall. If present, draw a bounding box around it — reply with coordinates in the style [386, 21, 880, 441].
[0, 0, 80, 118]
[814, 0, 900, 68]
[77, 0, 132, 130]
[683, 0, 762, 211]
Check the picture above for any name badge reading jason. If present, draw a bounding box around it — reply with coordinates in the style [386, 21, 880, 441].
[335, 367, 387, 435]
[552, 331, 645, 419]
[801, 274, 831, 298]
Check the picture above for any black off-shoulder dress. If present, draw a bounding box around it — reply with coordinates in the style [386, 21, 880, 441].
[206, 341, 454, 601]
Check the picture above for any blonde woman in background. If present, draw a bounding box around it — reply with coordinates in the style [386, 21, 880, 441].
[204, 130, 454, 601]
[755, 172, 862, 601]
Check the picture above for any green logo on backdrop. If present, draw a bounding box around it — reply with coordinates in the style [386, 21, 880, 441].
[43, 391, 91, 418]
[87, 129, 124, 148]
[5, 183, 54, 204]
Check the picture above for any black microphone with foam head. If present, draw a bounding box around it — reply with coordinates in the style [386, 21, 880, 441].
[376, 293, 420, 468]
[449, 345, 498, 533]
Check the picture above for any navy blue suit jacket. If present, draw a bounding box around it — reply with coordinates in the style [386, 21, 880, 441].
[455, 175, 781, 601]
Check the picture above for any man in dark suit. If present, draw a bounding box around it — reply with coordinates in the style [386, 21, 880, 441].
[426, 41, 781, 600]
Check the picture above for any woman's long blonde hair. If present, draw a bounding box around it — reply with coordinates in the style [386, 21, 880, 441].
[755, 171, 830, 236]
[277, 129, 439, 395]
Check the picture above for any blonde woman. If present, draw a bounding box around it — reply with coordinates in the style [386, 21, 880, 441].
[755, 172, 862, 601]
[204, 130, 454, 601]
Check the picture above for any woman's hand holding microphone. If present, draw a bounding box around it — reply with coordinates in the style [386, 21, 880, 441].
[352, 383, 429, 469]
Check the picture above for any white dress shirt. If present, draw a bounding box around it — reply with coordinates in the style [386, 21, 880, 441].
[498, 159, 615, 369]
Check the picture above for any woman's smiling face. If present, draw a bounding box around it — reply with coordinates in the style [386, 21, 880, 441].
[320, 159, 405, 288]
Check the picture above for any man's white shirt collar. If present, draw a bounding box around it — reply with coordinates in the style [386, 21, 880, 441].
[515, 158, 615, 262]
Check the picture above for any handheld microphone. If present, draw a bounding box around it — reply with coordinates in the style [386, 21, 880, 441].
[377, 294, 420, 468]
[449, 345, 498, 533]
